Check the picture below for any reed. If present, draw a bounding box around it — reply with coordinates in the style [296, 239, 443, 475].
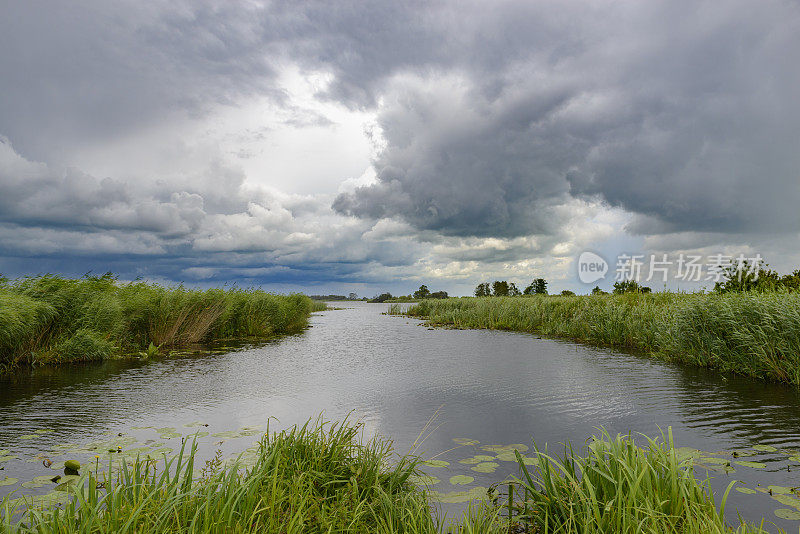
[404, 293, 800, 385]
[0, 274, 318, 371]
[0, 417, 503, 534]
[0, 418, 765, 533]
[511, 428, 766, 533]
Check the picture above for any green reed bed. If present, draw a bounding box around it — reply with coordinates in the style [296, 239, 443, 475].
[0, 274, 322, 371]
[403, 293, 800, 385]
[0, 418, 763, 533]
[511, 428, 766, 533]
[0, 418, 502, 534]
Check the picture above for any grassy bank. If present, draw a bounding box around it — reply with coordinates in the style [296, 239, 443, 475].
[0, 418, 763, 533]
[0, 274, 322, 371]
[399, 292, 800, 385]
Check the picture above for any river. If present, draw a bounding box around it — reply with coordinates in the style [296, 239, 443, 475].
[2, 302, 800, 530]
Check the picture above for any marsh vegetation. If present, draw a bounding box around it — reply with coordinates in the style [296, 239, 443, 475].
[0, 418, 767, 534]
[401, 292, 800, 385]
[0, 274, 321, 373]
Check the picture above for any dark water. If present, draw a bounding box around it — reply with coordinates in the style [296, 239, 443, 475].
[2, 302, 800, 530]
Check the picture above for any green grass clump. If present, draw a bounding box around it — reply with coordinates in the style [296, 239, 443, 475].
[513, 428, 765, 533]
[0, 417, 503, 533]
[404, 293, 800, 384]
[0, 274, 317, 371]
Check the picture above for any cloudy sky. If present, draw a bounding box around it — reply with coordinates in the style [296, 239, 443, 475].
[1, 0, 798, 296]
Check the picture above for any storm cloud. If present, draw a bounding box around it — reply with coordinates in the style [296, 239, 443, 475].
[1, 0, 799, 292]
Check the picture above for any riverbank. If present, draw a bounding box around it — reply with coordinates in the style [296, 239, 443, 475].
[398, 292, 800, 385]
[0, 418, 763, 533]
[0, 274, 323, 373]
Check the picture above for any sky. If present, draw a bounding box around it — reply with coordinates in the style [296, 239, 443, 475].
[1, 0, 799, 296]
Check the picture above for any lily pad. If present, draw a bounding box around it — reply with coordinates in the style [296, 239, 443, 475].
[22, 475, 59, 489]
[409, 474, 440, 486]
[753, 444, 778, 453]
[430, 486, 489, 503]
[0, 477, 18, 486]
[19, 434, 37, 440]
[423, 459, 450, 468]
[736, 487, 757, 494]
[0, 455, 16, 463]
[471, 462, 499, 473]
[458, 458, 481, 465]
[775, 509, 800, 520]
[212, 431, 239, 439]
[481, 444, 529, 453]
[734, 460, 767, 469]
[158, 432, 182, 439]
[698, 457, 730, 465]
[770, 494, 800, 510]
[453, 438, 479, 446]
[767, 486, 796, 495]
[450, 475, 474, 485]
[34, 429, 53, 434]
[673, 447, 702, 461]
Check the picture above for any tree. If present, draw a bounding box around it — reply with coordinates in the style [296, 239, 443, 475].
[560, 289, 575, 296]
[714, 259, 780, 293]
[492, 280, 510, 296]
[591, 285, 607, 295]
[348, 292, 359, 300]
[525, 278, 548, 295]
[612, 280, 651, 294]
[370, 292, 393, 303]
[474, 282, 491, 296]
[413, 285, 431, 299]
[430, 290, 448, 299]
[508, 282, 521, 296]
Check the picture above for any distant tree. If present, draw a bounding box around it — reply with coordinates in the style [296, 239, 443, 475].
[560, 290, 575, 296]
[508, 282, 521, 296]
[781, 269, 800, 292]
[613, 280, 651, 294]
[474, 282, 492, 297]
[348, 292, 359, 300]
[429, 291, 449, 299]
[525, 278, 548, 295]
[492, 280, 510, 296]
[370, 292, 393, 303]
[714, 259, 781, 293]
[591, 285, 607, 295]
[413, 285, 431, 299]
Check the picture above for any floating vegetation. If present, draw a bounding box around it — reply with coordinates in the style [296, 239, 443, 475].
[0, 477, 18, 487]
[734, 460, 767, 469]
[736, 487, 758, 494]
[471, 462, 499, 473]
[452, 438, 479, 446]
[449, 475, 474, 485]
[409, 474, 440, 486]
[775, 509, 800, 520]
[430, 486, 489, 504]
[752, 444, 779, 453]
[422, 459, 449, 468]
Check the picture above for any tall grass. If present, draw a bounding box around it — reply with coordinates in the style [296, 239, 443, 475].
[0, 418, 764, 533]
[0, 274, 319, 371]
[404, 293, 800, 385]
[512, 428, 766, 533]
[0, 417, 504, 534]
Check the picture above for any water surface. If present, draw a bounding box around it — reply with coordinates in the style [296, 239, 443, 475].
[2, 302, 800, 530]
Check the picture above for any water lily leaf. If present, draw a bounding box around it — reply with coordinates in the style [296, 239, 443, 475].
[481, 444, 529, 453]
[0, 455, 15, 463]
[0, 477, 18, 486]
[770, 494, 800, 511]
[0, 449, 9, 456]
[453, 438, 479, 446]
[775, 508, 800, 520]
[673, 447, 702, 461]
[19, 435, 37, 440]
[191, 432, 209, 438]
[409, 474, 440, 486]
[767, 486, 796, 495]
[430, 486, 489, 503]
[458, 458, 481, 464]
[158, 432, 182, 439]
[471, 462, 499, 473]
[519, 456, 538, 466]
[450, 475, 474, 485]
[789, 456, 800, 463]
[22, 475, 58, 489]
[734, 460, 767, 469]
[155, 427, 176, 433]
[423, 459, 449, 468]
[736, 487, 757, 494]
[727, 449, 755, 458]
[212, 431, 239, 439]
[698, 457, 730, 465]
[753, 444, 778, 453]
[34, 429, 53, 434]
